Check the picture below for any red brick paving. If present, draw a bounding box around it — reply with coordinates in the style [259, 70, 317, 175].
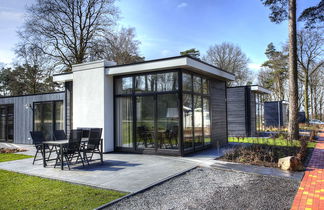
[291, 130, 324, 210]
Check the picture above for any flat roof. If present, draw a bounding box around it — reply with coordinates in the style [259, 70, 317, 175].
[105, 55, 235, 81]
[0, 91, 65, 99]
[228, 85, 271, 94]
[53, 55, 235, 82]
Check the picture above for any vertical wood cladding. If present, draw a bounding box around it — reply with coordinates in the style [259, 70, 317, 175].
[0, 92, 65, 144]
[210, 79, 228, 147]
[227, 87, 247, 136]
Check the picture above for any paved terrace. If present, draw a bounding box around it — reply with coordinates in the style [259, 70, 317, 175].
[0, 142, 303, 194]
[291, 130, 324, 210]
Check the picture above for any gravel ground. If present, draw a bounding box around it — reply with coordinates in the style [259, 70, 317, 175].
[106, 167, 299, 210]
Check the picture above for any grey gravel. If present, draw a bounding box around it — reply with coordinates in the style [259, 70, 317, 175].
[106, 167, 299, 210]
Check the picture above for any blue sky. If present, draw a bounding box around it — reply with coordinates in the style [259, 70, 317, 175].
[0, 0, 319, 71]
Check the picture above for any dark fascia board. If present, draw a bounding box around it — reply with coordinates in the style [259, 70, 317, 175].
[53, 71, 73, 77]
[107, 55, 235, 77]
[227, 85, 267, 89]
[0, 91, 65, 99]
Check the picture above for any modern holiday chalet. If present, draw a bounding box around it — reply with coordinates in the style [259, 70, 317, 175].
[0, 56, 235, 156]
[227, 85, 271, 137]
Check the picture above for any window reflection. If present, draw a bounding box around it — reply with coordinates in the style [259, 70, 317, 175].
[193, 76, 202, 93]
[157, 72, 178, 91]
[116, 77, 133, 94]
[203, 98, 211, 145]
[182, 73, 192, 91]
[136, 96, 155, 149]
[183, 94, 193, 150]
[157, 94, 179, 149]
[194, 95, 203, 148]
[116, 97, 133, 148]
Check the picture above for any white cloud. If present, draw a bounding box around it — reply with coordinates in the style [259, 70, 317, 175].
[177, 2, 188, 8]
[248, 63, 262, 71]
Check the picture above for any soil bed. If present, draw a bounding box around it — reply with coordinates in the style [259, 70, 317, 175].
[219, 144, 313, 168]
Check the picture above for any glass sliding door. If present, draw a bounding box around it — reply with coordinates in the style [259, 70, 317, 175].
[33, 101, 64, 140]
[0, 105, 14, 142]
[136, 96, 155, 149]
[116, 97, 133, 148]
[157, 94, 179, 150]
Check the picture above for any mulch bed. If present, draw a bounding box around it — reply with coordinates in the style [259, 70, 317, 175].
[0, 148, 27, 153]
[219, 144, 312, 168]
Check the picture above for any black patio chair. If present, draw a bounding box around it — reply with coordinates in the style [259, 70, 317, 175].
[54, 129, 84, 170]
[81, 128, 103, 165]
[30, 131, 53, 165]
[53, 130, 67, 140]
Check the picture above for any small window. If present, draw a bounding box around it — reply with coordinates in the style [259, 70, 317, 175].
[182, 73, 192, 92]
[116, 77, 133, 94]
[193, 76, 202, 93]
[202, 78, 209, 95]
[157, 72, 178, 92]
[135, 74, 156, 93]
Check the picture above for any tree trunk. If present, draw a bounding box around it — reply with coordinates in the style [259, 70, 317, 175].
[288, 0, 299, 140]
[304, 71, 309, 120]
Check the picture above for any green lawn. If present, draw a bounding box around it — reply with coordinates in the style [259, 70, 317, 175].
[228, 137, 316, 148]
[0, 153, 33, 162]
[0, 169, 127, 210]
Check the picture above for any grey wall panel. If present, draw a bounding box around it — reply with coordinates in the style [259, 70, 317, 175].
[210, 80, 228, 147]
[227, 87, 247, 136]
[264, 101, 280, 127]
[0, 92, 65, 144]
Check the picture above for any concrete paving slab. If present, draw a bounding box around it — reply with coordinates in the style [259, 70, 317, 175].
[0, 152, 196, 193]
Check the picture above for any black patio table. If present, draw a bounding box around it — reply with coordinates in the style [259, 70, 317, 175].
[42, 138, 89, 170]
[42, 140, 68, 170]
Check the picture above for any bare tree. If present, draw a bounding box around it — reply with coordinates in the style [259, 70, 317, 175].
[90, 27, 144, 65]
[297, 29, 324, 120]
[19, 0, 119, 71]
[202, 42, 251, 86]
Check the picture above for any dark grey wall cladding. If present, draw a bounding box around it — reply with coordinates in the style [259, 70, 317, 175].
[227, 87, 247, 136]
[264, 101, 280, 127]
[0, 92, 65, 144]
[250, 92, 256, 136]
[210, 79, 228, 147]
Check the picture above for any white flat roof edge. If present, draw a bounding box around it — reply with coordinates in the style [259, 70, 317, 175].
[251, 86, 271, 94]
[105, 57, 235, 81]
[53, 73, 73, 82]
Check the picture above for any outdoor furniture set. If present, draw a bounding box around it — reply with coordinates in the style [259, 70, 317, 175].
[30, 128, 103, 170]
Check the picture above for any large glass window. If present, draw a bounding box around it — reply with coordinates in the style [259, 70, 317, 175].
[33, 101, 64, 140]
[182, 72, 211, 152]
[136, 96, 155, 149]
[0, 105, 14, 142]
[116, 97, 133, 148]
[115, 70, 211, 155]
[157, 94, 179, 149]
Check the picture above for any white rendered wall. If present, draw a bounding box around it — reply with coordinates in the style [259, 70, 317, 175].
[72, 60, 115, 152]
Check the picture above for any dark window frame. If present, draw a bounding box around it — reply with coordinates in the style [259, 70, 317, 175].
[33, 100, 64, 140]
[114, 69, 212, 156]
[0, 104, 14, 143]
